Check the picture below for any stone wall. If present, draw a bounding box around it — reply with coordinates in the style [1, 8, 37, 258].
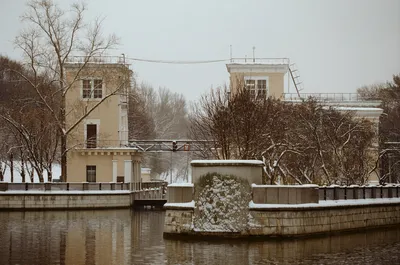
[320, 185, 400, 200]
[252, 185, 319, 204]
[249, 201, 400, 237]
[0, 192, 132, 210]
[164, 209, 194, 235]
[164, 198, 400, 238]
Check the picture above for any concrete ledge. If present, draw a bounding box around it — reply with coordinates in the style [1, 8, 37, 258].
[252, 185, 319, 204]
[191, 160, 264, 185]
[191, 160, 264, 167]
[164, 200, 195, 210]
[167, 185, 193, 203]
[164, 198, 400, 238]
[319, 185, 400, 200]
[0, 192, 132, 210]
[249, 199, 400, 237]
[249, 198, 400, 210]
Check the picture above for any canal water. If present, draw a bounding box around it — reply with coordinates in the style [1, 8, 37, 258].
[0, 210, 399, 265]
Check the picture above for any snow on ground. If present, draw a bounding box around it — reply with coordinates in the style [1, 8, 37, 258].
[158, 168, 191, 184]
[164, 200, 195, 208]
[1, 162, 61, 183]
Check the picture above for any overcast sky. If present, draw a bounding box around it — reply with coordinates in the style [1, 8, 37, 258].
[1, 0, 399, 102]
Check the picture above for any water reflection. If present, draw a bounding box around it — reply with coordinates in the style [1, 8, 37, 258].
[0, 210, 399, 265]
[165, 229, 400, 265]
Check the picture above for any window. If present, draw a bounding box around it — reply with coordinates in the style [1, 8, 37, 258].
[86, 166, 96, 182]
[86, 124, 97, 148]
[245, 80, 256, 97]
[257, 80, 267, 98]
[245, 78, 268, 99]
[82, 79, 103, 99]
[93, 80, 102, 98]
[82, 80, 91, 98]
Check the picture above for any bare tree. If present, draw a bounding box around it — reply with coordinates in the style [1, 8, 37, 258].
[128, 83, 190, 180]
[190, 86, 376, 185]
[12, 0, 120, 181]
[357, 74, 400, 183]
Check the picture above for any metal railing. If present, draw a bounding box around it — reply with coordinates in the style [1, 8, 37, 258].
[283, 93, 381, 102]
[65, 56, 129, 65]
[318, 185, 400, 200]
[71, 139, 131, 149]
[0, 181, 167, 192]
[0, 182, 129, 191]
[229, 57, 290, 65]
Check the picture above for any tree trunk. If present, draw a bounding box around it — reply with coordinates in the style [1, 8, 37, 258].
[0, 164, 3, 182]
[47, 168, 52, 182]
[10, 153, 14, 183]
[21, 156, 26, 183]
[30, 168, 34, 183]
[61, 133, 67, 182]
[38, 171, 44, 183]
[60, 88, 67, 182]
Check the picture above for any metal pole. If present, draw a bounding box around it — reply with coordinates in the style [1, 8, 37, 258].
[287, 60, 290, 94]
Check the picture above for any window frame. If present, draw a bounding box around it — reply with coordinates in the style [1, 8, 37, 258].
[81, 78, 103, 100]
[86, 165, 96, 182]
[244, 76, 269, 99]
[84, 119, 100, 149]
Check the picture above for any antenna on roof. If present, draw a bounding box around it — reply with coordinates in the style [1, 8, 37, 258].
[230, 45, 232, 62]
[252, 46, 255, 62]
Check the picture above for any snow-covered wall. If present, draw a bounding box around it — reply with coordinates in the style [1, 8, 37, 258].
[249, 198, 400, 237]
[164, 184, 400, 238]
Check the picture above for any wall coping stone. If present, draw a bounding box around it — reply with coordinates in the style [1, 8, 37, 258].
[252, 184, 318, 188]
[164, 200, 195, 210]
[250, 198, 400, 211]
[191, 160, 264, 167]
[168, 183, 194, 187]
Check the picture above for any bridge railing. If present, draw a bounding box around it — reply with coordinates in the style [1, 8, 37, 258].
[318, 185, 400, 201]
[229, 57, 290, 65]
[65, 56, 129, 65]
[283, 93, 381, 102]
[0, 181, 167, 192]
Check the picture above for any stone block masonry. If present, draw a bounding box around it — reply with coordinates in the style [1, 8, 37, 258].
[164, 198, 400, 238]
[0, 192, 132, 210]
[249, 199, 400, 237]
[164, 209, 194, 234]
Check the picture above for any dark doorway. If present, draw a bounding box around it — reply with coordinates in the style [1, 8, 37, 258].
[86, 124, 97, 148]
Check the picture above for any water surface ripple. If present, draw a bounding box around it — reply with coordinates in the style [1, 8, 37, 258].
[0, 210, 399, 265]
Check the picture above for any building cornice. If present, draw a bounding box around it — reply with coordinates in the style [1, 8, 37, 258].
[226, 63, 289, 74]
[74, 148, 138, 156]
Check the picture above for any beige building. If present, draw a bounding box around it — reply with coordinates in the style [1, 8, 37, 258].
[226, 58, 383, 183]
[64, 56, 141, 185]
[226, 58, 289, 99]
